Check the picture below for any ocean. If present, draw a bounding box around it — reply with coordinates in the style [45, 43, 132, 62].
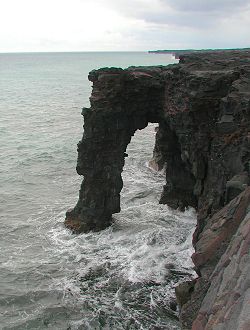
[0, 52, 196, 329]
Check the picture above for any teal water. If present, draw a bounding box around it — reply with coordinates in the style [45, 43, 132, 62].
[0, 52, 195, 329]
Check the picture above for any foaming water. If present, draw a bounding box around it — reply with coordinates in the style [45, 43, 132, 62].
[0, 52, 195, 330]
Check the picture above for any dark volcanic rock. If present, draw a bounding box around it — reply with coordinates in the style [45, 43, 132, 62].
[65, 50, 250, 329]
[65, 67, 165, 232]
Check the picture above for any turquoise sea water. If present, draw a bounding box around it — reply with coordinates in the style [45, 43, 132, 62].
[0, 52, 195, 329]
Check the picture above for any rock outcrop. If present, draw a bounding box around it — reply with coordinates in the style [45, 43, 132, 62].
[66, 50, 250, 329]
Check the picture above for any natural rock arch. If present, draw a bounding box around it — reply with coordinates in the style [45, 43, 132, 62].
[65, 53, 249, 237]
[65, 67, 166, 233]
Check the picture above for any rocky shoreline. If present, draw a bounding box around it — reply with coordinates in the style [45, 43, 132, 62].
[66, 50, 250, 329]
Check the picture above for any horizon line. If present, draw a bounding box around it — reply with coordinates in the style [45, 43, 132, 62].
[0, 47, 249, 55]
[0, 50, 151, 54]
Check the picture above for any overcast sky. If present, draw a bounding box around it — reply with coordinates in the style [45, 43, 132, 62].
[0, 0, 250, 52]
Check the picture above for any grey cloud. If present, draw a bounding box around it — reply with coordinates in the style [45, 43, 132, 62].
[89, 0, 250, 50]
[165, 0, 250, 13]
[97, 0, 250, 28]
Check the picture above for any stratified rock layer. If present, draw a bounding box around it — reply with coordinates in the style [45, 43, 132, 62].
[191, 188, 250, 330]
[66, 51, 250, 329]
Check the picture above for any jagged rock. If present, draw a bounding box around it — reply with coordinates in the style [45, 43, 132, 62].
[65, 50, 250, 329]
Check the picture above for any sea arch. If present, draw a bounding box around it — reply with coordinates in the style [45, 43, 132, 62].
[65, 66, 197, 233]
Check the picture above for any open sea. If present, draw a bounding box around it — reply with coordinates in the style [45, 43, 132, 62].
[0, 52, 196, 329]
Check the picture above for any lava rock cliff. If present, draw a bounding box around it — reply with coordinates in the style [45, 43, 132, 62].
[65, 51, 250, 329]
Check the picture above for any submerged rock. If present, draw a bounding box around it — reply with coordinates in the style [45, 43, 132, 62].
[66, 50, 250, 329]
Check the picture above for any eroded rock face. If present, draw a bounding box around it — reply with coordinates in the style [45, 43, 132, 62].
[65, 51, 250, 329]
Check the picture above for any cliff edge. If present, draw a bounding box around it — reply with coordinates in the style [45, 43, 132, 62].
[65, 50, 250, 329]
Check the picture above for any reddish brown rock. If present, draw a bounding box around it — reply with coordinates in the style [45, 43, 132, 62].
[192, 188, 250, 276]
[191, 194, 250, 329]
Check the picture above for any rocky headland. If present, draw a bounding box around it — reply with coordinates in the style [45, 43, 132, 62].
[149, 48, 250, 60]
[65, 50, 250, 329]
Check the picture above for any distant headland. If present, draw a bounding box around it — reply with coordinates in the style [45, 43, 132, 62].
[149, 47, 250, 59]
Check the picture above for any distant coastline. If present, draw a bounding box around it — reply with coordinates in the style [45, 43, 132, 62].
[149, 47, 250, 59]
